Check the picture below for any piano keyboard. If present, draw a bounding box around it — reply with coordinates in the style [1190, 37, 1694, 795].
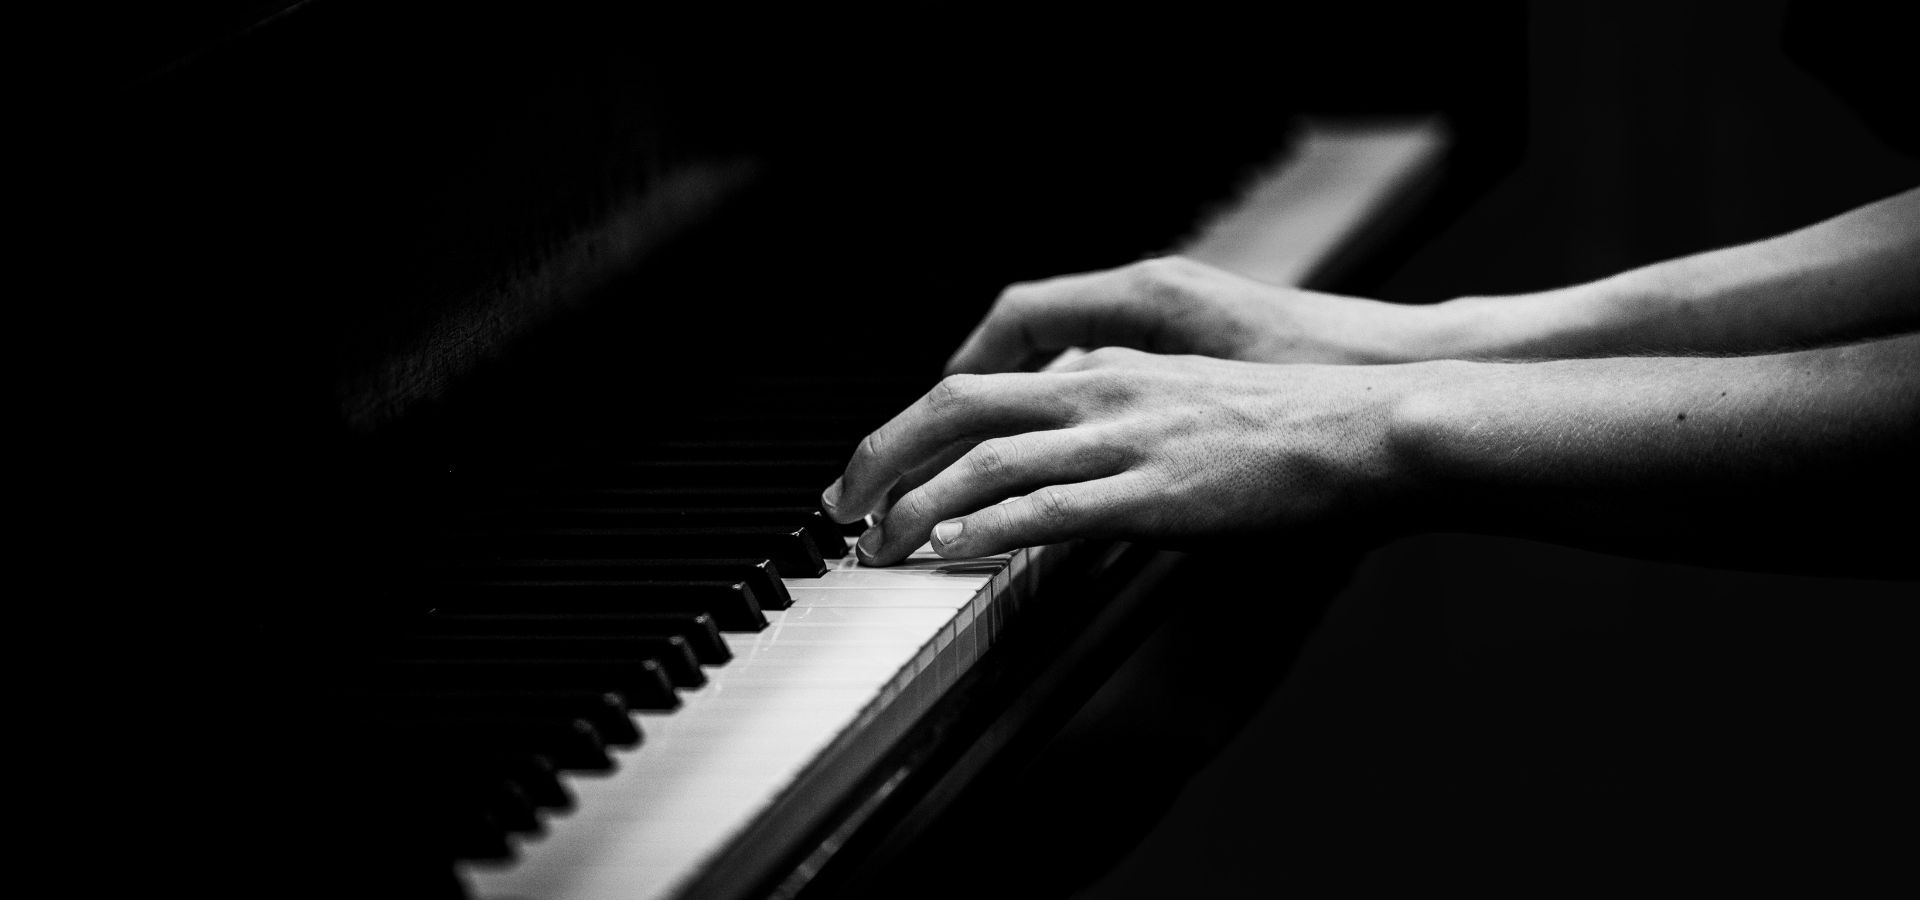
[464, 539, 1057, 900]
[345, 117, 1448, 900]
[339, 392, 1088, 899]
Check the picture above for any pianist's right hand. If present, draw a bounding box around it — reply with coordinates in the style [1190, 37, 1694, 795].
[822, 346, 1426, 566]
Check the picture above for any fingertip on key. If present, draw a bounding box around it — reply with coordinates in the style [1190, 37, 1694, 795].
[931, 519, 964, 553]
[855, 522, 885, 566]
[821, 478, 849, 522]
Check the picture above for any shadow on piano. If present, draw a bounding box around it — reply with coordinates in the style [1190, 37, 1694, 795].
[55, 5, 1524, 898]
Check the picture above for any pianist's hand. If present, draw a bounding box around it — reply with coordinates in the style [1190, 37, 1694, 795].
[820, 347, 1413, 565]
[944, 256, 1436, 374]
[825, 187, 1920, 572]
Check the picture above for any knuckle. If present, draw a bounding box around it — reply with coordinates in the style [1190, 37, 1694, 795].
[889, 488, 934, 525]
[1052, 349, 1097, 373]
[1076, 367, 1138, 409]
[997, 280, 1040, 311]
[1131, 256, 1191, 291]
[855, 430, 887, 469]
[1081, 345, 1138, 366]
[927, 374, 980, 414]
[967, 502, 1009, 537]
[1085, 428, 1135, 468]
[1122, 262, 1159, 295]
[1128, 257, 1196, 308]
[1130, 257, 1177, 284]
[967, 438, 1018, 481]
[1031, 487, 1076, 525]
[992, 281, 1052, 327]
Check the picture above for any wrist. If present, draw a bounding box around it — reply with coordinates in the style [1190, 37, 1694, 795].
[1377, 358, 1491, 529]
[1310, 295, 1487, 364]
[1414, 282, 1632, 361]
[1336, 295, 1555, 364]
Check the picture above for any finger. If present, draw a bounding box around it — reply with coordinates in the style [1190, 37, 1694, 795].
[855, 429, 1129, 565]
[1049, 344, 1163, 373]
[884, 440, 976, 514]
[1052, 344, 1249, 377]
[1039, 347, 1089, 372]
[944, 266, 1168, 375]
[821, 373, 1075, 524]
[928, 472, 1148, 559]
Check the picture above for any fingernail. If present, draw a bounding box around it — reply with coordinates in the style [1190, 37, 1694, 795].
[821, 478, 845, 518]
[932, 519, 963, 549]
[855, 522, 885, 565]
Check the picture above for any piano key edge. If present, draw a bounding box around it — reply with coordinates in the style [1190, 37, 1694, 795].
[671, 538, 1179, 900]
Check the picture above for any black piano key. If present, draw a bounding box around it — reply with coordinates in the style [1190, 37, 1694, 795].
[419, 718, 613, 772]
[385, 690, 643, 746]
[411, 635, 705, 690]
[493, 753, 572, 811]
[424, 803, 512, 861]
[428, 580, 768, 631]
[477, 508, 846, 560]
[804, 512, 849, 560]
[363, 859, 468, 900]
[378, 775, 514, 863]
[406, 748, 574, 811]
[389, 658, 680, 710]
[461, 526, 827, 577]
[376, 766, 532, 861]
[414, 774, 540, 836]
[476, 778, 541, 835]
[437, 558, 791, 610]
[420, 613, 731, 665]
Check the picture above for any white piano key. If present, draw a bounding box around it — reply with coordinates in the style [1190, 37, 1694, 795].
[467, 547, 1037, 900]
[708, 672, 917, 688]
[711, 654, 912, 673]
[785, 587, 979, 608]
[795, 569, 994, 590]
[717, 643, 921, 664]
[722, 626, 939, 646]
[762, 606, 959, 626]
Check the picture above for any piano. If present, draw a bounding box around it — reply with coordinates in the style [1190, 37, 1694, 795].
[65, 5, 1523, 898]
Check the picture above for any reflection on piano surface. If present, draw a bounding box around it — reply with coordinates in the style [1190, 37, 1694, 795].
[72, 5, 1522, 899]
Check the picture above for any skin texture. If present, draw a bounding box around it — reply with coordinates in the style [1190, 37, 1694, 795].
[822, 187, 1920, 576]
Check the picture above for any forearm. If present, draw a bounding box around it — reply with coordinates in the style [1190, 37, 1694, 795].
[1386, 333, 1920, 576]
[1401, 187, 1920, 361]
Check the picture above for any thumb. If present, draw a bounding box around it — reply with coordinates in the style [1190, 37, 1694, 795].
[929, 474, 1141, 558]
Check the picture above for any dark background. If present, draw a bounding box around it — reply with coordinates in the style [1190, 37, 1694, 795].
[45, 0, 1917, 895]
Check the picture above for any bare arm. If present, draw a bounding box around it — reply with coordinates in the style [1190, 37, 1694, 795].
[1391, 334, 1919, 576]
[1415, 187, 1920, 360]
[945, 187, 1920, 371]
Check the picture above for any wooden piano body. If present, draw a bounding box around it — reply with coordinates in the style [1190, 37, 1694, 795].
[58, 4, 1524, 898]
